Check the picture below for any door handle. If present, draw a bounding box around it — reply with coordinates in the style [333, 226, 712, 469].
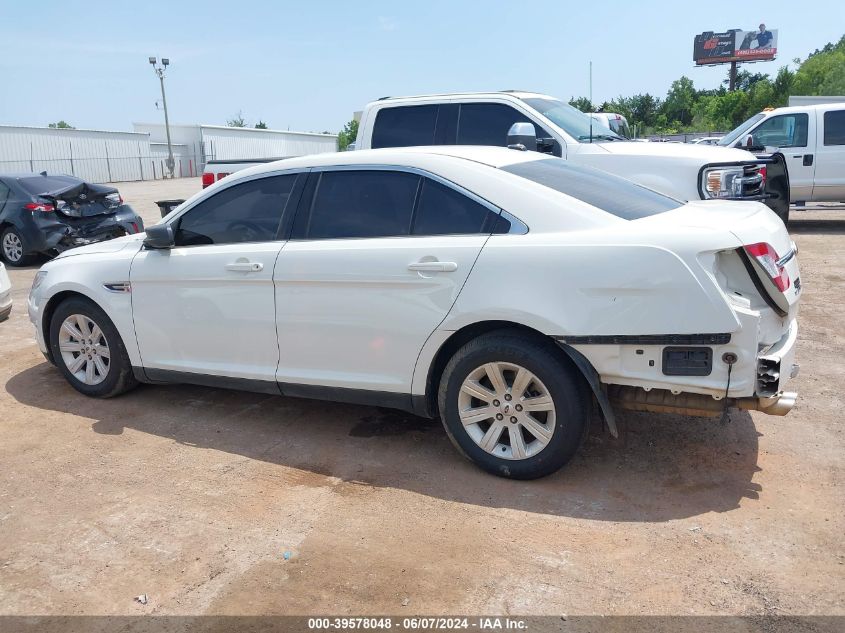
[225, 261, 264, 272]
[408, 261, 458, 273]
[792, 154, 802, 158]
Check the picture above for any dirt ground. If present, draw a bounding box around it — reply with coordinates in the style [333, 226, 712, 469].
[0, 177, 842, 617]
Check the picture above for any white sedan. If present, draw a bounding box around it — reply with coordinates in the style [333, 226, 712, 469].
[27, 146, 801, 479]
[0, 262, 11, 321]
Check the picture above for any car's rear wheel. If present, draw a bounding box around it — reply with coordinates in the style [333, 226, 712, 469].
[49, 297, 138, 398]
[438, 332, 589, 479]
[1, 227, 37, 267]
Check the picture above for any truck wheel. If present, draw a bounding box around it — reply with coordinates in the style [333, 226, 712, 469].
[438, 332, 588, 479]
[49, 296, 138, 398]
[1, 226, 37, 266]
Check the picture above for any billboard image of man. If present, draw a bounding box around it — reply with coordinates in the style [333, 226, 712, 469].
[755, 24, 773, 48]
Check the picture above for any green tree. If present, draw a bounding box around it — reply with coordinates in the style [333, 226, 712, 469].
[567, 96, 594, 112]
[793, 34, 845, 95]
[337, 118, 359, 151]
[227, 111, 247, 127]
[254, 120, 268, 129]
[48, 120, 74, 129]
[663, 76, 696, 126]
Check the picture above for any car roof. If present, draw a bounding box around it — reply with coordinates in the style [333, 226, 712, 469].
[0, 172, 77, 180]
[369, 91, 553, 105]
[239, 145, 549, 177]
[763, 103, 845, 115]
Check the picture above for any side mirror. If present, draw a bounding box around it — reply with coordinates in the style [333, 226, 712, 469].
[507, 122, 537, 151]
[144, 223, 175, 249]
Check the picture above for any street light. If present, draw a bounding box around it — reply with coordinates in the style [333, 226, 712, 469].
[149, 56, 175, 178]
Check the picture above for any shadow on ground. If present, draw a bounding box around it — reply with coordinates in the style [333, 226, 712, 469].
[788, 217, 845, 235]
[7, 362, 762, 523]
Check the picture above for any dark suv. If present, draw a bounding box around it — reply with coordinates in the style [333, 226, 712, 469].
[0, 173, 144, 266]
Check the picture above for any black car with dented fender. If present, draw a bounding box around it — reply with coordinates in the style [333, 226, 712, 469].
[0, 173, 144, 266]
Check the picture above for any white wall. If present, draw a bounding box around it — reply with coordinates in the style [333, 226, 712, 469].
[0, 125, 153, 182]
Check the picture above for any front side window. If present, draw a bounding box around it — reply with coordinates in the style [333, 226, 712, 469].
[176, 174, 296, 246]
[502, 158, 681, 220]
[750, 113, 809, 148]
[412, 178, 498, 235]
[823, 110, 845, 145]
[306, 170, 419, 239]
[372, 105, 438, 148]
[458, 103, 548, 146]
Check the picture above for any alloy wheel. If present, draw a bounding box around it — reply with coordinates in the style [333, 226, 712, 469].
[58, 314, 111, 385]
[457, 361, 556, 460]
[2, 232, 23, 263]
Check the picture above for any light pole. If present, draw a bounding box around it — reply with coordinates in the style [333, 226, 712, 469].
[149, 56, 175, 178]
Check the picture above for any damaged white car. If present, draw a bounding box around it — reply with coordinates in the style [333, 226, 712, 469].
[27, 146, 800, 479]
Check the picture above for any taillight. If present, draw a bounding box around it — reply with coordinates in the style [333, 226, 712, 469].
[744, 242, 790, 292]
[130, 222, 139, 233]
[758, 165, 767, 184]
[201, 172, 215, 188]
[24, 202, 53, 213]
[217, 172, 230, 181]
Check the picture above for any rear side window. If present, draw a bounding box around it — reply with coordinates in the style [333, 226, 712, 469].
[306, 170, 419, 239]
[372, 106, 438, 148]
[501, 159, 682, 220]
[412, 179, 498, 235]
[823, 110, 845, 145]
[176, 174, 297, 246]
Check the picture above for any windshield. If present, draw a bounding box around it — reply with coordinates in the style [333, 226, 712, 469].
[522, 97, 623, 142]
[502, 158, 682, 220]
[718, 113, 766, 147]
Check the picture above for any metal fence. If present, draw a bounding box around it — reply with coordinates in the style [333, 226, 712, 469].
[0, 152, 203, 184]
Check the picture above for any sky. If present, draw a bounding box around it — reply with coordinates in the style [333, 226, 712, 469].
[1, 0, 843, 134]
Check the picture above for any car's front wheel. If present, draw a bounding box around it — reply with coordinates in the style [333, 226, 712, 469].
[1, 226, 37, 267]
[438, 332, 589, 479]
[48, 296, 138, 398]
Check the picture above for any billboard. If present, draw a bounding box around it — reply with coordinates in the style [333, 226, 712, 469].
[693, 26, 778, 65]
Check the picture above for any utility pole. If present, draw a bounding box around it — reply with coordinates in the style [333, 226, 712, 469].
[729, 60, 738, 91]
[149, 57, 175, 178]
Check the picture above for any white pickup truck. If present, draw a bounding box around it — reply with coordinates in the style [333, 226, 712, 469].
[354, 91, 791, 221]
[716, 102, 845, 205]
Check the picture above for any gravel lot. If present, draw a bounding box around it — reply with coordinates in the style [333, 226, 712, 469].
[0, 177, 843, 617]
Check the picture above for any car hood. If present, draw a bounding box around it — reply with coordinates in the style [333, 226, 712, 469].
[53, 233, 144, 259]
[595, 141, 757, 163]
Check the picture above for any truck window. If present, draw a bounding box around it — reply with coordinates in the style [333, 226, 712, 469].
[823, 110, 845, 145]
[457, 103, 537, 146]
[751, 113, 809, 148]
[372, 106, 438, 148]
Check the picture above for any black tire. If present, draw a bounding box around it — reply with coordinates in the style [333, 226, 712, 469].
[1, 226, 38, 267]
[438, 332, 589, 479]
[48, 296, 138, 398]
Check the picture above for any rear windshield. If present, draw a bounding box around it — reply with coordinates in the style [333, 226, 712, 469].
[17, 175, 79, 196]
[501, 158, 682, 220]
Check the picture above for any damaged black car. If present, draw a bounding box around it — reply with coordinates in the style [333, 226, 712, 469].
[0, 173, 144, 266]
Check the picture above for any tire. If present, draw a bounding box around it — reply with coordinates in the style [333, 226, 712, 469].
[438, 332, 589, 480]
[48, 296, 138, 398]
[1, 226, 38, 267]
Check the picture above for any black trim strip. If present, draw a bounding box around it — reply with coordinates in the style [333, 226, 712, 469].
[554, 333, 732, 345]
[143, 368, 282, 395]
[736, 247, 789, 318]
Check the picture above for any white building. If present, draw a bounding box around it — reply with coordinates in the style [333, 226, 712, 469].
[0, 123, 338, 183]
[133, 123, 338, 176]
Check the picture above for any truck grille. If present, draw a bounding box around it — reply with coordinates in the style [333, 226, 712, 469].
[739, 165, 764, 198]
